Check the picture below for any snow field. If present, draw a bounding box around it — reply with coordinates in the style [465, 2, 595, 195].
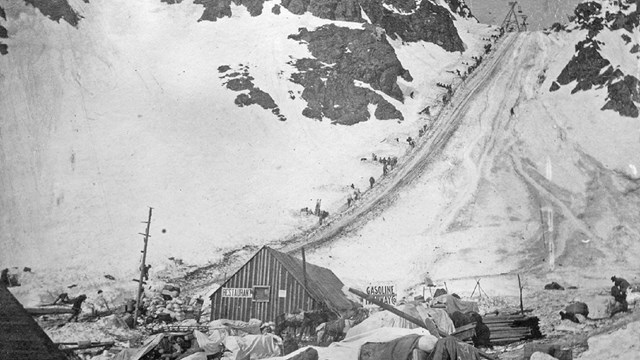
[0, 0, 494, 290]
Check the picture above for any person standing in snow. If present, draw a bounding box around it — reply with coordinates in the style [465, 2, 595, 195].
[369, 176, 375, 188]
[611, 276, 630, 296]
[610, 276, 630, 317]
[314, 199, 321, 216]
[347, 193, 353, 207]
[67, 294, 87, 322]
[96, 290, 110, 312]
[319, 210, 329, 225]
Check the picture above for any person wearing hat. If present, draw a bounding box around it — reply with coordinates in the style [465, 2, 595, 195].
[610, 276, 630, 317]
[611, 276, 630, 295]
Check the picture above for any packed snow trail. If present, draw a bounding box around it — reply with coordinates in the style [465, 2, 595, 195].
[281, 33, 522, 254]
[181, 28, 640, 294]
[178, 33, 521, 288]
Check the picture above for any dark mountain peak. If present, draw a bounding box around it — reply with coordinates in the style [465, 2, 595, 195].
[23, 0, 82, 27]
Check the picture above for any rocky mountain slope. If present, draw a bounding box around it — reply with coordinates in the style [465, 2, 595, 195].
[549, 0, 640, 117]
[173, 0, 640, 300]
[301, 0, 640, 295]
[0, 0, 493, 281]
[1, 0, 638, 305]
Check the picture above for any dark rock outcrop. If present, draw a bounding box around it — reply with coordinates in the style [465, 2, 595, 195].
[195, 0, 265, 21]
[551, 1, 640, 118]
[607, 10, 640, 33]
[380, 0, 417, 13]
[556, 39, 610, 93]
[444, 0, 474, 18]
[23, 0, 82, 27]
[219, 65, 286, 121]
[360, 0, 465, 52]
[554, 41, 639, 117]
[574, 1, 604, 37]
[602, 75, 640, 118]
[281, 0, 362, 20]
[193, 0, 465, 53]
[195, 0, 232, 21]
[279, 0, 465, 52]
[288, 24, 409, 124]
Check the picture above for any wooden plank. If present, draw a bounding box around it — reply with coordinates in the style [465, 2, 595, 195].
[25, 307, 75, 315]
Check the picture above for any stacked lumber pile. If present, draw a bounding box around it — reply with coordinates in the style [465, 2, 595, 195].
[483, 315, 543, 345]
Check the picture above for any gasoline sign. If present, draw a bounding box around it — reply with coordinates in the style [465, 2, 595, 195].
[364, 284, 397, 306]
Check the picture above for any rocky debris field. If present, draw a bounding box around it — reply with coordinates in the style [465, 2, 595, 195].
[23, 273, 640, 360]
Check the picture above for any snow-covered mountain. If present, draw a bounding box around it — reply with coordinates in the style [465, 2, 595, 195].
[1, 0, 638, 304]
[302, 0, 640, 294]
[0, 0, 493, 281]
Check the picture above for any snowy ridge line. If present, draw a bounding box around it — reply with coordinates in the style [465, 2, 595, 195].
[279, 33, 521, 255]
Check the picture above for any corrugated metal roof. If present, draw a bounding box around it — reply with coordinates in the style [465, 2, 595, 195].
[0, 284, 68, 360]
[265, 247, 353, 313]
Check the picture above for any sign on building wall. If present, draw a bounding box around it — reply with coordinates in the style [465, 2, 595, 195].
[221, 288, 253, 298]
[364, 284, 397, 306]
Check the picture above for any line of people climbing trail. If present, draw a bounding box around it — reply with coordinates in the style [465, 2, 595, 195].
[299, 30, 508, 230]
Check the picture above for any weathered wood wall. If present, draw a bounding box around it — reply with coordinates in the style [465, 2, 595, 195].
[210, 248, 321, 322]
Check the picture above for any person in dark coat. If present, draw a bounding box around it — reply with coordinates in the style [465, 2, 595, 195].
[53, 292, 72, 305]
[67, 294, 87, 322]
[369, 176, 375, 188]
[143, 264, 152, 281]
[610, 277, 630, 317]
[560, 302, 589, 323]
[1, 268, 9, 286]
[468, 312, 491, 348]
[611, 276, 630, 295]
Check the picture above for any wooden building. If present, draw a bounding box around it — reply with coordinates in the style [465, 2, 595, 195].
[0, 284, 68, 360]
[209, 246, 354, 322]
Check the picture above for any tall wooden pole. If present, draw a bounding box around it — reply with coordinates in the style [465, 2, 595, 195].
[518, 274, 524, 315]
[301, 247, 308, 290]
[133, 207, 153, 328]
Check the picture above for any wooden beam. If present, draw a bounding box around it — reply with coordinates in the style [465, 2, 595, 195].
[25, 307, 75, 315]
